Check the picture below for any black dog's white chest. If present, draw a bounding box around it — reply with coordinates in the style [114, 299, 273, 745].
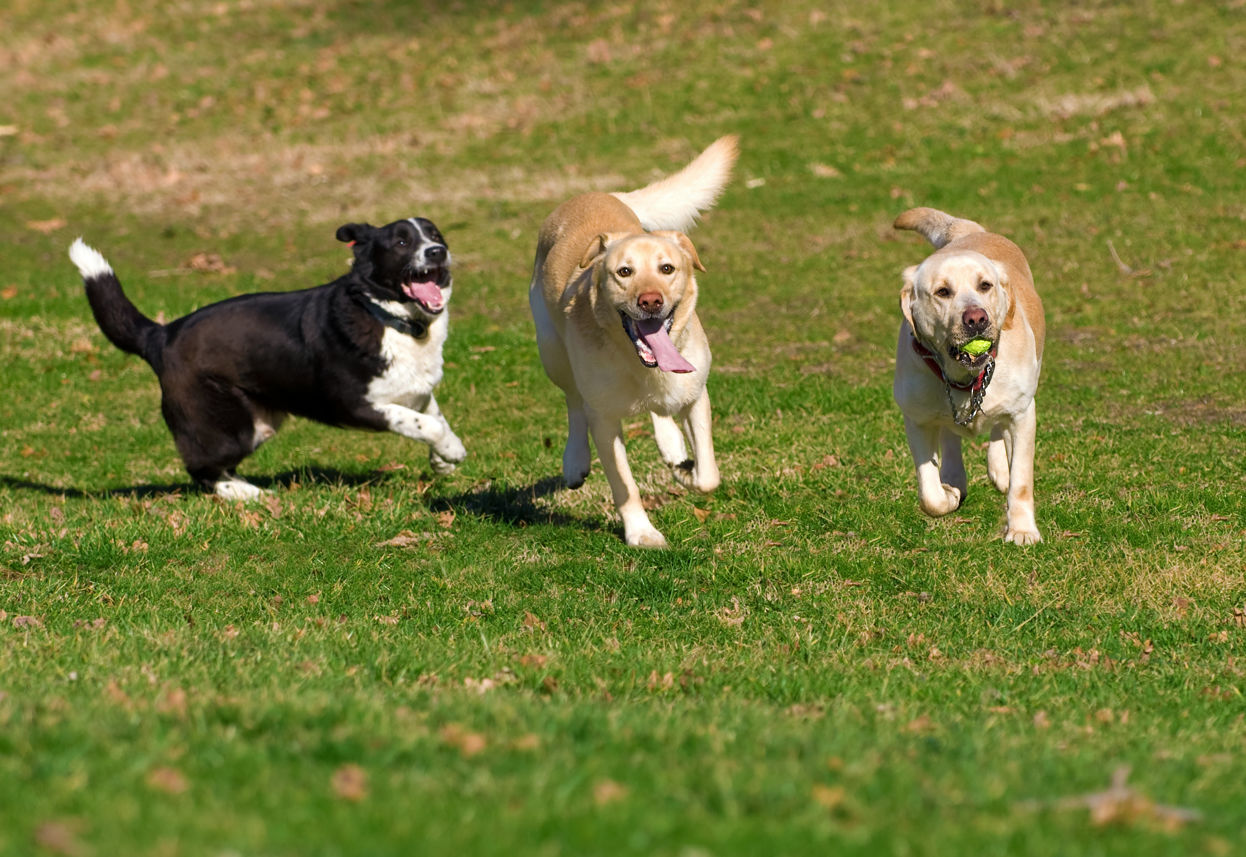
[364, 322, 446, 410]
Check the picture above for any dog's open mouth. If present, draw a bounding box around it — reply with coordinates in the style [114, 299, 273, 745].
[620, 313, 696, 373]
[949, 340, 995, 369]
[401, 266, 450, 314]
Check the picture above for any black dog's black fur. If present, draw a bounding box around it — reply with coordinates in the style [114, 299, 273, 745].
[69, 218, 459, 497]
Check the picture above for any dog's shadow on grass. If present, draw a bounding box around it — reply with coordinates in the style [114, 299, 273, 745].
[3, 469, 603, 535]
[430, 475, 594, 532]
[0, 467, 395, 501]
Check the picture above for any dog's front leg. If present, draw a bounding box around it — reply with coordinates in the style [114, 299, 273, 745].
[372, 402, 454, 463]
[987, 426, 1010, 493]
[939, 427, 967, 497]
[588, 412, 667, 548]
[673, 391, 719, 494]
[904, 416, 963, 517]
[1002, 402, 1041, 545]
[418, 394, 466, 474]
[651, 413, 688, 471]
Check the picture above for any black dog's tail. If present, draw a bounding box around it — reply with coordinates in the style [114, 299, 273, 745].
[68, 238, 165, 367]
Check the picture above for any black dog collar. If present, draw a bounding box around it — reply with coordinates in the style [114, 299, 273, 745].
[364, 300, 429, 340]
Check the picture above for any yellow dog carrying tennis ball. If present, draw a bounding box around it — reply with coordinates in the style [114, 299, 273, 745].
[960, 338, 992, 356]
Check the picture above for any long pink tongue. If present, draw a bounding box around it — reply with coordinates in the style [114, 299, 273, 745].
[403, 281, 444, 311]
[636, 318, 695, 373]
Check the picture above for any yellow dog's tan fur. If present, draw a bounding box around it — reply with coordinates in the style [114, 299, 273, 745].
[892, 207, 1046, 544]
[529, 137, 737, 547]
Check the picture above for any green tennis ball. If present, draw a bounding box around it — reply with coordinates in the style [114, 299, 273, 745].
[961, 338, 992, 356]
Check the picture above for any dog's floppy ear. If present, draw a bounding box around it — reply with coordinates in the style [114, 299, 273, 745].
[651, 230, 706, 271]
[335, 223, 374, 246]
[899, 264, 919, 331]
[991, 259, 1016, 330]
[579, 233, 611, 269]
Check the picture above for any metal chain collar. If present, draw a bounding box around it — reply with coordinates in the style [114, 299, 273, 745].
[945, 356, 995, 427]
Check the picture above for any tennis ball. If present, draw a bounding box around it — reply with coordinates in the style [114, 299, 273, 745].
[961, 338, 992, 356]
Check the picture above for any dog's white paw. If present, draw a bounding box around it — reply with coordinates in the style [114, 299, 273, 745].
[919, 484, 962, 517]
[429, 451, 457, 475]
[434, 431, 467, 465]
[625, 525, 669, 549]
[214, 477, 265, 502]
[672, 459, 719, 494]
[1004, 525, 1043, 546]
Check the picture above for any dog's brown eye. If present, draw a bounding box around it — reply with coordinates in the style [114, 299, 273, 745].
[934, 286, 952, 298]
[617, 266, 633, 277]
[659, 263, 675, 275]
[978, 281, 993, 292]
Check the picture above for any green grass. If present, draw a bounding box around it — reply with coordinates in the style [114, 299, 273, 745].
[2, 0, 1245, 854]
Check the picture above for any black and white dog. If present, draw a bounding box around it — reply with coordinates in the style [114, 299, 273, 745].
[68, 218, 466, 500]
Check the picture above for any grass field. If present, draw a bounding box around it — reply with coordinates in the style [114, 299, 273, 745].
[2, 0, 1244, 854]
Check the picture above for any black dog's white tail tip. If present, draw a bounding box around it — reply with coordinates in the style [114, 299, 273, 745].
[69, 237, 114, 280]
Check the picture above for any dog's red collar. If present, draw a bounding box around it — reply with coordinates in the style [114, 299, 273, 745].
[910, 334, 994, 392]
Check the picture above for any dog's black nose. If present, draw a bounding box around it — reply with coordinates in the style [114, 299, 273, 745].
[424, 245, 447, 264]
[962, 306, 988, 332]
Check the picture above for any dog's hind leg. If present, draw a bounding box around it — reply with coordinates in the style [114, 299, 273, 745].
[164, 385, 267, 501]
[530, 284, 589, 487]
[588, 412, 666, 548]
[987, 426, 1010, 493]
[672, 391, 719, 494]
[562, 391, 591, 488]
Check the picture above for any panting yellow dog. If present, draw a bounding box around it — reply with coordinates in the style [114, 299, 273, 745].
[529, 137, 738, 547]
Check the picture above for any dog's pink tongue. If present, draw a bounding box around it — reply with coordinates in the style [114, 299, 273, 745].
[636, 318, 695, 373]
[403, 281, 444, 311]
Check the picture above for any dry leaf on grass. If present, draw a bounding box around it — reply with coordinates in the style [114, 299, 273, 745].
[716, 597, 747, 627]
[903, 715, 935, 734]
[34, 820, 88, 857]
[184, 252, 236, 274]
[1035, 766, 1202, 830]
[331, 764, 368, 801]
[375, 530, 432, 548]
[157, 686, 188, 718]
[146, 766, 189, 794]
[647, 671, 675, 692]
[811, 784, 846, 810]
[26, 218, 67, 234]
[512, 733, 541, 752]
[593, 779, 629, 806]
[439, 723, 486, 757]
